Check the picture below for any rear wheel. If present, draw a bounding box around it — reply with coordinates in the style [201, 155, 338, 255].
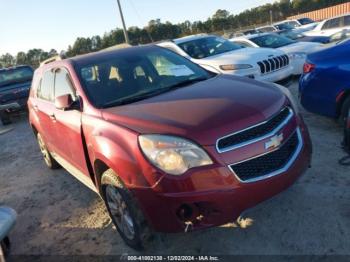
[37, 133, 60, 169]
[0, 111, 11, 126]
[339, 96, 350, 127]
[101, 169, 152, 250]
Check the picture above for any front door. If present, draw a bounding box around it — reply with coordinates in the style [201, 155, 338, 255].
[51, 67, 90, 177]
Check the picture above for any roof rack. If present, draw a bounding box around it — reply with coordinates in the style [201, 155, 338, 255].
[40, 55, 63, 67]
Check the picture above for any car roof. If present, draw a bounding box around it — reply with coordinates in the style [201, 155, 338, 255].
[38, 44, 162, 69]
[173, 34, 215, 44]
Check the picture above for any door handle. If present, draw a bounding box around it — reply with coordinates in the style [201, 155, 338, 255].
[49, 113, 56, 121]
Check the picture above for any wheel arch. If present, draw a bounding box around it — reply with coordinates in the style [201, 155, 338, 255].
[336, 89, 350, 117]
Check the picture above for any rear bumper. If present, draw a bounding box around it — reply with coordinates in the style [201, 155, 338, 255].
[132, 123, 312, 233]
[0, 99, 27, 112]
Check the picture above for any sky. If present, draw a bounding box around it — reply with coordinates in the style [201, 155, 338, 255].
[0, 0, 276, 55]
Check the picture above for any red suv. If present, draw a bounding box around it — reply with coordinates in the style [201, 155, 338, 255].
[28, 46, 312, 249]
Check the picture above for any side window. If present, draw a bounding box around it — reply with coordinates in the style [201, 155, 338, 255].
[54, 68, 75, 99]
[322, 18, 341, 30]
[38, 70, 54, 101]
[344, 15, 350, 26]
[234, 41, 252, 48]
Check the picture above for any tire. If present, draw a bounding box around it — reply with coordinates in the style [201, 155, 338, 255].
[37, 133, 60, 169]
[101, 169, 152, 250]
[0, 111, 11, 126]
[339, 96, 350, 127]
[0, 237, 10, 258]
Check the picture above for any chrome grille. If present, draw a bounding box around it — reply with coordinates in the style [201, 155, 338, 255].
[228, 128, 303, 183]
[216, 107, 293, 153]
[257, 55, 289, 74]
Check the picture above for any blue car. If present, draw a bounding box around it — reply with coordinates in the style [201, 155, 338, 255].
[299, 39, 350, 125]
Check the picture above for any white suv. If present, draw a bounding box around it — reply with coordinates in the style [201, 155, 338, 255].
[231, 33, 323, 75]
[305, 13, 350, 37]
[157, 34, 293, 84]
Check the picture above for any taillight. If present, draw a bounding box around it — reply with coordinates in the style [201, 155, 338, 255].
[303, 62, 315, 74]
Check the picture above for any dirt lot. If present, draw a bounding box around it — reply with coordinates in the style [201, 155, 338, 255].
[0, 81, 349, 256]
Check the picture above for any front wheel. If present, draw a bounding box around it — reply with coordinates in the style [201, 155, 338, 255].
[101, 169, 152, 250]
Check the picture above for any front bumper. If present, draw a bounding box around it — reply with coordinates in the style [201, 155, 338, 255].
[255, 65, 294, 84]
[132, 122, 312, 233]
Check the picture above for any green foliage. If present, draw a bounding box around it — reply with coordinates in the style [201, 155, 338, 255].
[1, 0, 348, 68]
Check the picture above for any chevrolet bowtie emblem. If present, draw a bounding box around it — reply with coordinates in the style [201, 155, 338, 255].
[265, 133, 284, 151]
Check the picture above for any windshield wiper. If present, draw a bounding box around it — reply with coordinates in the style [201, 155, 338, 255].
[103, 77, 210, 108]
[165, 76, 209, 90]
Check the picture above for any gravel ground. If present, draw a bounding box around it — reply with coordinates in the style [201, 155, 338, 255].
[0, 81, 349, 256]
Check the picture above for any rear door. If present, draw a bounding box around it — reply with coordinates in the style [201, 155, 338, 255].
[34, 70, 57, 151]
[51, 67, 89, 176]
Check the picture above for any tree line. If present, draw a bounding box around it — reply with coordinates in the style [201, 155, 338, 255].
[0, 0, 348, 68]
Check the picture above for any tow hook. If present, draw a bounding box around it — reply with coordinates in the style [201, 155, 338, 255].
[184, 221, 193, 233]
[184, 215, 204, 232]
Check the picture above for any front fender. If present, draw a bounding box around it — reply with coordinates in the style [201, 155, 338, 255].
[84, 120, 163, 190]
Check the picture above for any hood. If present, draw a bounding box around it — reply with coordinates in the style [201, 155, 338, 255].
[195, 47, 285, 66]
[278, 41, 323, 54]
[102, 75, 287, 146]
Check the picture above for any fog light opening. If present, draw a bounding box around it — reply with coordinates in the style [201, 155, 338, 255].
[176, 204, 193, 221]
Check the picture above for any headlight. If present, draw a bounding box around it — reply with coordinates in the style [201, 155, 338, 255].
[139, 135, 213, 175]
[219, 64, 253, 71]
[288, 52, 307, 59]
[273, 83, 299, 114]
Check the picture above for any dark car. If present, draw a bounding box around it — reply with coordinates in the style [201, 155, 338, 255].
[28, 45, 312, 249]
[277, 30, 330, 44]
[299, 39, 350, 125]
[0, 65, 33, 125]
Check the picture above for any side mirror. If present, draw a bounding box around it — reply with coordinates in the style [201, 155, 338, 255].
[55, 94, 75, 110]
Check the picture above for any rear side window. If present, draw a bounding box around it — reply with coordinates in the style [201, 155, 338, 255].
[37, 70, 54, 101]
[322, 18, 341, 30]
[54, 68, 75, 98]
[344, 15, 350, 26]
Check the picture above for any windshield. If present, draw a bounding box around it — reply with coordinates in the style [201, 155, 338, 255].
[275, 23, 295, 30]
[0, 66, 33, 87]
[258, 26, 276, 32]
[286, 21, 301, 28]
[279, 30, 304, 40]
[177, 36, 242, 59]
[298, 18, 314, 25]
[251, 34, 296, 48]
[75, 47, 213, 108]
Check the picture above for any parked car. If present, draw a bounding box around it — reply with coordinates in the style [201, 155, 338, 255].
[0, 65, 34, 125]
[299, 39, 350, 125]
[274, 19, 318, 32]
[0, 207, 16, 261]
[28, 45, 312, 249]
[157, 34, 294, 84]
[329, 29, 350, 43]
[231, 33, 323, 75]
[277, 30, 330, 44]
[304, 13, 350, 37]
[256, 25, 278, 33]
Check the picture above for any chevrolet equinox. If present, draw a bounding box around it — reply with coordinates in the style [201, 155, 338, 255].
[28, 45, 312, 249]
